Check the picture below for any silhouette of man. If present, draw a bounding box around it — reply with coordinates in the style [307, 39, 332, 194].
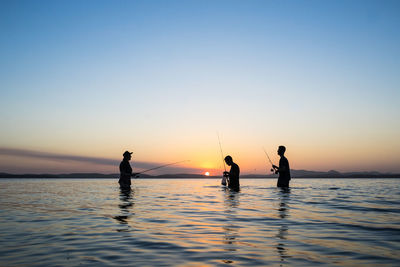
[272, 146, 291, 188]
[119, 151, 137, 188]
[223, 155, 240, 191]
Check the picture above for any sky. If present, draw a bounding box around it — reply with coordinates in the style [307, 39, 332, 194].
[1, 0, 399, 175]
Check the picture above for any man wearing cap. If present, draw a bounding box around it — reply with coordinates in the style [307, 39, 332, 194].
[119, 151, 135, 187]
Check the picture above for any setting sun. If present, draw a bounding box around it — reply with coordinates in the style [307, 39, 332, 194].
[204, 172, 210, 176]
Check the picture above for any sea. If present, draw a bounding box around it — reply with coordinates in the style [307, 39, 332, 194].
[0, 178, 399, 266]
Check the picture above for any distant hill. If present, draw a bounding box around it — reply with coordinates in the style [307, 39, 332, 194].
[0, 172, 149, 179]
[0, 170, 399, 178]
[258, 169, 399, 178]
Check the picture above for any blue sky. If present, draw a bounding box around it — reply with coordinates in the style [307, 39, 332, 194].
[1, 0, 399, 174]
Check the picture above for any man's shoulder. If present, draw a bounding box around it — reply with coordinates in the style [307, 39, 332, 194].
[120, 160, 129, 166]
[233, 163, 239, 170]
[280, 157, 289, 166]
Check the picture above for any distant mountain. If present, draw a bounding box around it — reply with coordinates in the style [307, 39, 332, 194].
[0, 170, 399, 178]
[0, 172, 150, 179]
[258, 169, 399, 178]
[287, 169, 344, 178]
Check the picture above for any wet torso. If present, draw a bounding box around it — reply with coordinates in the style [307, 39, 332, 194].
[228, 163, 240, 190]
[278, 156, 291, 182]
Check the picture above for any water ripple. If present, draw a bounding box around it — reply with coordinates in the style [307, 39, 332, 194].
[0, 178, 399, 266]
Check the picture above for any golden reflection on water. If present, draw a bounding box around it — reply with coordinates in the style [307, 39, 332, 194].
[2, 179, 395, 266]
[223, 187, 240, 260]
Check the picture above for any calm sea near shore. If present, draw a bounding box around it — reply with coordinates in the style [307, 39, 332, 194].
[0, 178, 399, 266]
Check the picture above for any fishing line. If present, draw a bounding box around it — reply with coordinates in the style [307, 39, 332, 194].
[136, 160, 190, 174]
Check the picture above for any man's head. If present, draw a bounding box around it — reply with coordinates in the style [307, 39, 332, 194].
[277, 146, 286, 156]
[224, 155, 233, 166]
[123, 151, 132, 160]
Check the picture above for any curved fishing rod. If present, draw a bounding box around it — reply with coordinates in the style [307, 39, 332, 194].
[218, 132, 229, 186]
[217, 132, 226, 172]
[263, 147, 274, 165]
[136, 160, 190, 175]
[263, 147, 275, 173]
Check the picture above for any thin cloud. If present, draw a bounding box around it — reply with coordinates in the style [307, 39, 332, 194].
[0, 147, 119, 166]
[0, 147, 197, 173]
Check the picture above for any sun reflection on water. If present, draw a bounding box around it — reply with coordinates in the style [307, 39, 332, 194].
[1, 179, 399, 266]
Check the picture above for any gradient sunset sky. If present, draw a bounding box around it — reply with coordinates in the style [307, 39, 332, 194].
[1, 0, 399, 174]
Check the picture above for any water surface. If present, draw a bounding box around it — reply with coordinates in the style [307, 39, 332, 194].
[0, 178, 399, 266]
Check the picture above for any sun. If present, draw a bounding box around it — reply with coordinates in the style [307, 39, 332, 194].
[204, 171, 210, 176]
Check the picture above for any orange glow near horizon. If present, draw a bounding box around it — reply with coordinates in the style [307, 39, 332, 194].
[1, 137, 399, 174]
[204, 171, 210, 176]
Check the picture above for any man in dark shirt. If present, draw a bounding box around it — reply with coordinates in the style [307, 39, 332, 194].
[272, 146, 291, 188]
[119, 150, 135, 187]
[223, 155, 240, 191]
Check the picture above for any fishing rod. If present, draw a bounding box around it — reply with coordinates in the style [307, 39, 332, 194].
[263, 147, 275, 173]
[136, 160, 190, 175]
[217, 132, 229, 186]
[217, 132, 226, 172]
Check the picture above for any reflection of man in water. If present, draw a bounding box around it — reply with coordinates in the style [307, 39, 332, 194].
[222, 187, 240, 263]
[114, 187, 134, 228]
[276, 188, 291, 263]
[272, 146, 291, 188]
[119, 150, 136, 187]
[223, 156, 240, 191]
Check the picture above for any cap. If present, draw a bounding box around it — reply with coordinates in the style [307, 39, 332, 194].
[123, 151, 133, 157]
